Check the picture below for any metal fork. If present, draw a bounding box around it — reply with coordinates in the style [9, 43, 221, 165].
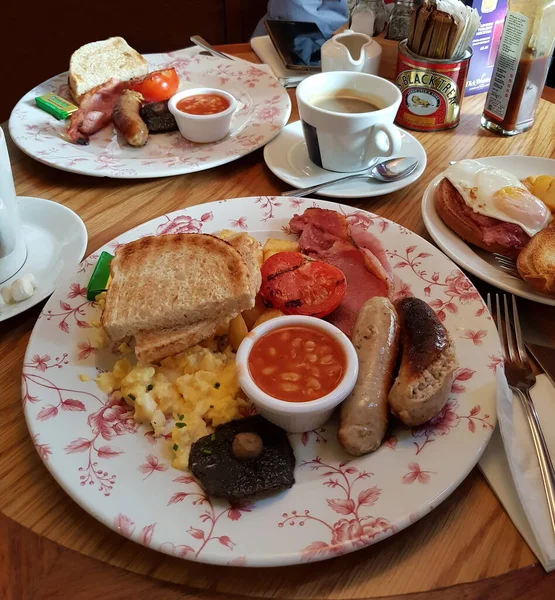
[488, 292, 555, 535]
[190, 36, 235, 61]
[492, 253, 522, 279]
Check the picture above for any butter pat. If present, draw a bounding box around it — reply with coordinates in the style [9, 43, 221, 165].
[87, 252, 114, 301]
[35, 93, 78, 120]
[0, 274, 38, 304]
[11, 274, 37, 301]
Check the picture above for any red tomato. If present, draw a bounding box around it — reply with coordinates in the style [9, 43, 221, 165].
[260, 252, 346, 318]
[129, 68, 179, 102]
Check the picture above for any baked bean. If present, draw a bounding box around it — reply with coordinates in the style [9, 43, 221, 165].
[320, 354, 335, 364]
[281, 372, 301, 382]
[248, 325, 346, 403]
[281, 382, 300, 392]
[307, 377, 321, 390]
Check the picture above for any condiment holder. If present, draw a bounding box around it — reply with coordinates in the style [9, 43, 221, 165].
[168, 88, 237, 143]
[236, 315, 358, 433]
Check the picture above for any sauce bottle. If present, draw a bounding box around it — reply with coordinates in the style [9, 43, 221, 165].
[481, 0, 555, 136]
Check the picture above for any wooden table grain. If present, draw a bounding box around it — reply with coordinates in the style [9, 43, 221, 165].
[1, 44, 555, 599]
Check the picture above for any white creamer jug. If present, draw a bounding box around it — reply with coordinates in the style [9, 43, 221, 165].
[321, 29, 382, 75]
[0, 128, 26, 284]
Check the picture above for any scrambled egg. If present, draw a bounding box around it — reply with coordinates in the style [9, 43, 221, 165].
[96, 345, 249, 469]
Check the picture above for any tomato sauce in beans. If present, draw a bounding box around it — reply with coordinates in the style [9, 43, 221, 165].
[176, 94, 230, 115]
[248, 326, 346, 402]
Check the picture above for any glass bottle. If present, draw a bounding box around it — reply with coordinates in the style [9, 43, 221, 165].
[349, 0, 388, 37]
[387, 0, 414, 42]
[481, 0, 555, 136]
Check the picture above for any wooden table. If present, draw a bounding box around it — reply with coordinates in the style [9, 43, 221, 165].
[1, 44, 555, 600]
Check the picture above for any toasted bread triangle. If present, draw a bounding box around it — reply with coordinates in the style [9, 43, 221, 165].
[101, 234, 254, 340]
[517, 222, 555, 295]
[69, 37, 148, 103]
[132, 232, 263, 363]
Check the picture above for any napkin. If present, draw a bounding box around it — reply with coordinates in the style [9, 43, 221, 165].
[479, 372, 555, 571]
[250, 36, 312, 88]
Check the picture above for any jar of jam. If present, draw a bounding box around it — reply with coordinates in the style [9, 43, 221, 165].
[481, 0, 555, 136]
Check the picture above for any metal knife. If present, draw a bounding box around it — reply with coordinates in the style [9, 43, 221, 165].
[527, 342, 555, 388]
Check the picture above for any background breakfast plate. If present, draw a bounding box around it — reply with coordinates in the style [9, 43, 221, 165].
[422, 155, 555, 307]
[263, 120, 427, 198]
[8, 49, 291, 179]
[23, 197, 499, 567]
[0, 196, 87, 322]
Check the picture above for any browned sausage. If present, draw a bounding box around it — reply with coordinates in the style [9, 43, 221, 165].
[112, 90, 149, 147]
[388, 297, 457, 426]
[338, 296, 400, 456]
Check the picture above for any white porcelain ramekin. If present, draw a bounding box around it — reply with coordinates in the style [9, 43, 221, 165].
[168, 88, 237, 143]
[236, 315, 358, 433]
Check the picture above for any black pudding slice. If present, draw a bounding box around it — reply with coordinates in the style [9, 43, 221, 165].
[188, 415, 295, 500]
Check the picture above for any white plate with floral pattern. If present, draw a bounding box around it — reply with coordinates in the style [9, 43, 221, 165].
[422, 155, 555, 306]
[23, 197, 500, 567]
[9, 50, 291, 179]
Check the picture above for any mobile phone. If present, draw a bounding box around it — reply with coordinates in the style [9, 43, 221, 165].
[265, 20, 327, 72]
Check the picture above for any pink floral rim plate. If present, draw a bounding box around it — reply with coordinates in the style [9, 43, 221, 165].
[422, 155, 555, 306]
[9, 49, 291, 179]
[23, 197, 500, 567]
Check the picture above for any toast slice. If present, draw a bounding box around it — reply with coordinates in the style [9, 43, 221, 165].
[517, 223, 555, 295]
[101, 234, 254, 340]
[69, 37, 148, 103]
[133, 232, 263, 363]
[135, 317, 231, 364]
[222, 231, 262, 296]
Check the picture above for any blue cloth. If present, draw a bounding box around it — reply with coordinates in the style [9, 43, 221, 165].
[292, 31, 326, 65]
[252, 0, 349, 39]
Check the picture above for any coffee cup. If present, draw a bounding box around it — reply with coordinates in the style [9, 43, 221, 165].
[296, 72, 403, 173]
[0, 128, 26, 284]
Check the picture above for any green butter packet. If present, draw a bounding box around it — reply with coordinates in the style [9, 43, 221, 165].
[35, 93, 78, 120]
[87, 251, 114, 301]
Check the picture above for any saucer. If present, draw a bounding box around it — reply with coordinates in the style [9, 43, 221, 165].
[263, 120, 427, 199]
[0, 197, 87, 322]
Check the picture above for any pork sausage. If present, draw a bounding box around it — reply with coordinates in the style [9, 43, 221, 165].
[338, 296, 400, 456]
[388, 297, 457, 426]
[112, 90, 149, 147]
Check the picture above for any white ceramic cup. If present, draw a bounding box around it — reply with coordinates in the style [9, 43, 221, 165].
[236, 315, 358, 433]
[168, 88, 237, 144]
[0, 128, 26, 284]
[296, 71, 403, 173]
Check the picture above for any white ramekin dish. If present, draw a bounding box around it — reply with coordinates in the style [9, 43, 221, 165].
[168, 88, 237, 143]
[236, 315, 358, 433]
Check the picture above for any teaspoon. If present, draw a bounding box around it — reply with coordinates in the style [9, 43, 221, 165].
[281, 157, 419, 198]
